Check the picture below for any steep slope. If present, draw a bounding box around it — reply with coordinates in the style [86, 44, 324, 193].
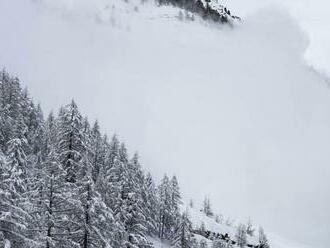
[184, 203, 259, 246]
[185, 204, 257, 244]
[38, 0, 240, 26]
[151, 203, 312, 248]
[0, 1, 329, 248]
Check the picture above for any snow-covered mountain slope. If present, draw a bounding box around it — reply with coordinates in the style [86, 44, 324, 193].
[151, 235, 313, 248]
[0, 0, 329, 248]
[151, 202, 312, 248]
[267, 234, 313, 248]
[37, 0, 239, 27]
[184, 203, 259, 246]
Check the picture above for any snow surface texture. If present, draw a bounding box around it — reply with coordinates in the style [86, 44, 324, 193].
[0, 0, 329, 248]
[151, 203, 311, 248]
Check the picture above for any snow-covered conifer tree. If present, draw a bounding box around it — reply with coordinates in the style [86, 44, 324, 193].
[235, 224, 247, 248]
[170, 175, 181, 214]
[140, 172, 158, 236]
[199, 222, 206, 236]
[71, 153, 124, 248]
[171, 210, 194, 248]
[246, 218, 255, 237]
[28, 149, 75, 248]
[90, 120, 106, 183]
[122, 153, 151, 247]
[57, 100, 85, 183]
[0, 142, 35, 247]
[258, 227, 270, 248]
[203, 197, 213, 217]
[158, 174, 173, 239]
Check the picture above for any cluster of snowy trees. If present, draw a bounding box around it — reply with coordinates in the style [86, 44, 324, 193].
[0, 70, 187, 248]
[233, 225, 270, 248]
[196, 198, 270, 248]
[196, 223, 270, 248]
[156, 0, 240, 23]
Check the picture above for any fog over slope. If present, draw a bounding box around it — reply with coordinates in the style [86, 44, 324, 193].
[0, 0, 329, 248]
[224, 0, 330, 78]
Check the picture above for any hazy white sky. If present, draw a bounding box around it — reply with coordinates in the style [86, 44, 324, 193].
[0, 0, 329, 247]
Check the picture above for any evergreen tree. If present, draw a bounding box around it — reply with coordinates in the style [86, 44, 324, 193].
[246, 218, 255, 237]
[235, 224, 247, 248]
[124, 153, 151, 247]
[20, 89, 44, 156]
[158, 174, 172, 239]
[142, 172, 159, 236]
[57, 100, 85, 183]
[171, 210, 194, 248]
[43, 112, 58, 157]
[110, 142, 130, 222]
[199, 222, 206, 236]
[0, 70, 26, 149]
[203, 197, 213, 217]
[170, 175, 181, 235]
[71, 153, 124, 248]
[100, 135, 121, 209]
[90, 120, 105, 183]
[170, 175, 181, 213]
[28, 149, 75, 248]
[6, 138, 29, 194]
[0, 144, 35, 247]
[258, 227, 270, 248]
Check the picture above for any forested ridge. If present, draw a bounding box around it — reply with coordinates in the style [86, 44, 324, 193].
[0, 70, 269, 248]
[156, 0, 240, 23]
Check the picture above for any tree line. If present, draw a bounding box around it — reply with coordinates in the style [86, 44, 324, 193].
[0, 69, 187, 247]
[156, 0, 241, 23]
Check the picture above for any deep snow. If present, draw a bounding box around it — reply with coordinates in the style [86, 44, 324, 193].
[0, 0, 329, 247]
[151, 202, 311, 248]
